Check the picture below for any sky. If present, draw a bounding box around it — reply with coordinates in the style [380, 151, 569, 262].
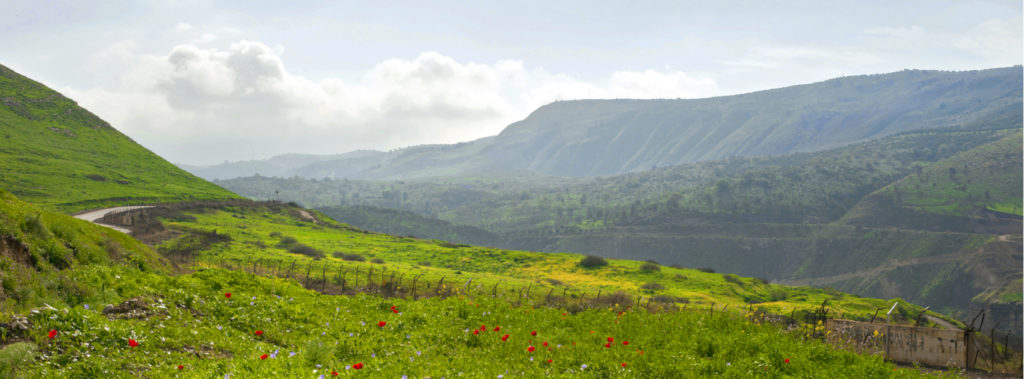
[2, 0, 1021, 166]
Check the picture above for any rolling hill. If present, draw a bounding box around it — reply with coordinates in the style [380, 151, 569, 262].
[0, 64, 237, 212]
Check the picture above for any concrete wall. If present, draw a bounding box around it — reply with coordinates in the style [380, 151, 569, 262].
[826, 319, 975, 368]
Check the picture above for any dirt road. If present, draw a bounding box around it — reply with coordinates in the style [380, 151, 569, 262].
[72, 206, 152, 235]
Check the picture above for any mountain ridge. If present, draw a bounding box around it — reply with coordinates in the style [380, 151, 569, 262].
[186, 66, 1022, 180]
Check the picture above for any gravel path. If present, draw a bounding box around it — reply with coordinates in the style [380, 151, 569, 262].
[72, 206, 152, 235]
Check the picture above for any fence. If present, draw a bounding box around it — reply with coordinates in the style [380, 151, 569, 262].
[825, 318, 1021, 373]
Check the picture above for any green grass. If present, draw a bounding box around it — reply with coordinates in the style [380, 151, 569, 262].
[16, 266, 942, 378]
[158, 201, 953, 326]
[0, 193, 958, 377]
[0, 64, 237, 213]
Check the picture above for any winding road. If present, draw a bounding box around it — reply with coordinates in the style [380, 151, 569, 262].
[72, 206, 152, 235]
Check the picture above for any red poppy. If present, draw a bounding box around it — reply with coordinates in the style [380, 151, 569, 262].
[493, 326, 500, 332]
[473, 330, 479, 335]
[621, 362, 628, 368]
[480, 325, 486, 331]
[332, 370, 339, 376]
[607, 337, 614, 342]
[604, 343, 611, 348]
[527, 346, 535, 353]
[128, 339, 138, 347]
[784, 358, 790, 363]
[260, 354, 268, 360]
[392, 309, 399, 314]
[622, 341, 629, 346]
[531, 331, 537, 336]
[547, 359, 553, 363]
[378, 321, 387, 327]
[542, 341, 548, 347]
[501, 334, 509, 341]
[254, 330, 264, 336]
[48, 329, 57, 339]
[224, 293, 231, 299]
[353, 362, 364, 370]
[177, 365, 183, 370]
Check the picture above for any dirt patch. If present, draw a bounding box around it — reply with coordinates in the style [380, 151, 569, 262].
[102, 297, 161, 320]
[0, 233, 34, 268]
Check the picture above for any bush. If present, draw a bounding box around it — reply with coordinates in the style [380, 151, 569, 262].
[639, 262, 661, 272]
[370, 258, 384, 264]
[288, 244, 325, 260]
[332, 252, 365, 262]
[698, 267, 716, 273]
[640, 282, 665, 291]
[723, 274, 744, 286]
[578, 255, 608, 268]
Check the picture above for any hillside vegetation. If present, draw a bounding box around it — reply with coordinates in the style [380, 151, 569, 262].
[0, 64, 237, 213]
[0, 195, 949, 377]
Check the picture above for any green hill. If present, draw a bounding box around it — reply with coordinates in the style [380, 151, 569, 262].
[0, 64, 237, 213]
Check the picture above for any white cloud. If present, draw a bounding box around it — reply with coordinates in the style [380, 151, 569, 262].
[67, 40, 720, 165]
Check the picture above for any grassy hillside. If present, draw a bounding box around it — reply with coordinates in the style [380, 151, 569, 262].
[0, 64, 237, 213]
[147, 201, 949, 325]
[0, 190, 166, 313]
[0, 195, 950, 377]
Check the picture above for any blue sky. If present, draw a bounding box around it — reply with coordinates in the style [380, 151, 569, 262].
[2, 0, 1021, 165]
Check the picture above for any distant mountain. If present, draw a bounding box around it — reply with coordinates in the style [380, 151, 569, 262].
[0, 64, 237, 212]
[190, 66, 1022, 180]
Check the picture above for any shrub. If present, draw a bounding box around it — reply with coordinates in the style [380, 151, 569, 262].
[371, 258, 384, 264]
[578, 255, 608, 268]
[640, 282, 665, 291]
[723, 274, 744, 286]
[639, 262, 661, 272]
[698, 267, 716, 273]
[288, 244, 325, 260]
[332, 252, 365, 262]
[0, 342, 35, 377]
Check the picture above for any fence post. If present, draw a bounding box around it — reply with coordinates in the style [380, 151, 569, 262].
[321, 262, 327, 292]
[304, 261, 313, 288]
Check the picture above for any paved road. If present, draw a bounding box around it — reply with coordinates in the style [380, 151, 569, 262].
[72, 206, 152, 235]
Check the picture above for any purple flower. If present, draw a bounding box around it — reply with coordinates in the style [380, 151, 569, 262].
[83, 304, 90, 310]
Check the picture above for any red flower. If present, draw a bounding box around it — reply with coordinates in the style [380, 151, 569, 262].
[542, 341, 548, 347]
[260, 354, 268, 360]
[378, 321, 387, 328]
[353, 362, 364, 370]
[177, 365, 183, 370]
[531, 331, 537, 336]
[493, 326, 500, 332]
[392, 309, 399, 314]
[480, 325, 486, 331]
[527, 346, 535, 353]
[332, 370, 339, 376]
[48, 329, 57, 339]
[473, 330, 479, 335]
[128, 339, 138, 347]
[501, 334, 509, 342]
[547, 359, 553, 363]
[604, 343, 611, 348]
[224, 292, 231, 299]
[622, 340, 629, 346]
[254, 330, 264, 336]
[784, 358, 790, 363]
[621, 362, 628, 368]
[607, 337, 614, 342]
